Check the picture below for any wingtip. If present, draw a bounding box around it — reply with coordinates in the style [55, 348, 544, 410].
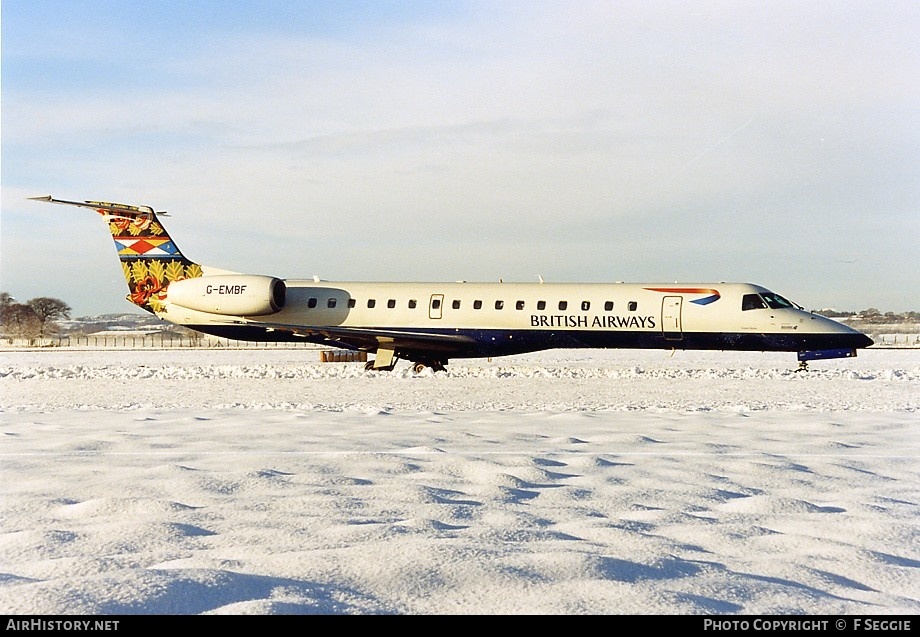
[27, 195, 53, 201]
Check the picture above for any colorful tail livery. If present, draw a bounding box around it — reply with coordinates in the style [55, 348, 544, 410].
[31, 195, 873, 372]
[30, 197, 203, 313]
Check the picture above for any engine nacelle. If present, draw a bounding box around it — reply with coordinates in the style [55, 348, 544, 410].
[166, 275, 286, 316]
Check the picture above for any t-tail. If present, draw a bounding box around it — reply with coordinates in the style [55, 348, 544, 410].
[28, 196, 203, 314]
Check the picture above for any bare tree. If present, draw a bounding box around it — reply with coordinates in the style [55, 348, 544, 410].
[0, 292, 13, 320]
[2, 302, 41, 338]
[26, 297, 72, 337]
[1, 292, 23, 336]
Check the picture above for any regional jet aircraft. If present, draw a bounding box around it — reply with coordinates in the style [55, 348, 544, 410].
[31, 196, 873, 372]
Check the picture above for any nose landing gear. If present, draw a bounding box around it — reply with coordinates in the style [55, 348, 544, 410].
[796, 347, 857, 372]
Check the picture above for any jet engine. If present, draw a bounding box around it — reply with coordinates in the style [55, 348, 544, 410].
[166, 275, 286, 316]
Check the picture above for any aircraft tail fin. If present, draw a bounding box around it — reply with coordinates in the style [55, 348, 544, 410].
[29, 196, 203, 314]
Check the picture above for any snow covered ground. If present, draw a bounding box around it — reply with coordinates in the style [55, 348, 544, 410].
[1, 347, 918, 615]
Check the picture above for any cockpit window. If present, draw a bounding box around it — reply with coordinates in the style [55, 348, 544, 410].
[742, 294, 768, 311]
[761, 293, 797, 310]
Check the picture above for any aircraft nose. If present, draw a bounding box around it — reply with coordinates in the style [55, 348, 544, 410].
[854, 333, 874, 349]
[823, 316, 873, 350]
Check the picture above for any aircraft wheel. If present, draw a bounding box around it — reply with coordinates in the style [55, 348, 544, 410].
[366, 360, 396, 372]
[412, 362, 427, 374]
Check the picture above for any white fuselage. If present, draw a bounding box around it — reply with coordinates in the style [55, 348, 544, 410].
[161, 279, 869, 361]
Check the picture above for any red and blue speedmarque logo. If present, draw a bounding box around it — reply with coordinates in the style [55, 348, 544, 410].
[644, 287, 721, 305]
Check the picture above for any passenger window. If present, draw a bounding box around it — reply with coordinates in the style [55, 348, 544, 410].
[431, 299, 441, 310]
[516, 300, 525, 310]
[308, 298, 317, 308]
[581, 301, 590, 311]
[742, 294, 768, 311]
[452, 300, 461, 310]
[558, 301, 568, 311]
[387, 299, 396, 309]
[537, 300, 546, 311]
[327, 298, 337, 308]
[367, 299, 376, 308]
[495, 300, 504, 310]
[604, 301, 614, 311]
[473, 300, 482, 310]
[628, 301, 637, 311]
[348, 299, 356, 308]
[408, 299, 417, 309]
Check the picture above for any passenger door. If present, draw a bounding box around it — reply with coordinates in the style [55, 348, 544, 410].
[661, 296, 683, 341]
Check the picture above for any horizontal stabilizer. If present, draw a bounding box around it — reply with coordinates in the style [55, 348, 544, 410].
[28, 196, 166, 216]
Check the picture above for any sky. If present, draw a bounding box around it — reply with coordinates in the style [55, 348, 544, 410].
[1, 346, 918, 614]
[2, 1, 919, 316]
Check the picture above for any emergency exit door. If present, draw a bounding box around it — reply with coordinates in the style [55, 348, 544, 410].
[429, 294, 444, 319]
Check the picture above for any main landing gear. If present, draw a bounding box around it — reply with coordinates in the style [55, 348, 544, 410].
[411, 360, 447, 374]
[795, 360, 809, 372]
[364, 359, 447, 373]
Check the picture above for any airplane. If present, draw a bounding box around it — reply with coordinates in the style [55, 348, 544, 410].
[30, 196, 873, 372]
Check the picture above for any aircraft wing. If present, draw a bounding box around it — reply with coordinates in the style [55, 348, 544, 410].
[257, 322, 479, 356]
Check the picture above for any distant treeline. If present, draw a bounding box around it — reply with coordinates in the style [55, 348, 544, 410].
[0, 293, 71, 339]
[819, 309, 920, 323]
